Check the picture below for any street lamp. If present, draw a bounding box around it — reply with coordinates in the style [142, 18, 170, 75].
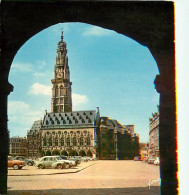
[114, 127, 118, 160]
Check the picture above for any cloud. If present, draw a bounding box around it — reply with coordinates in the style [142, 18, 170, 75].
[11, 62, 33, 72]
[29, 83, 51, 96]
[72, 93, 88, 106]
[83, 26, 113, 36]
[8, 101, 30, 114]
[8, 101, 45, 132]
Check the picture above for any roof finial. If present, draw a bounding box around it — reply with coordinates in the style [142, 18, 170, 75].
[61, 29, 63, 41]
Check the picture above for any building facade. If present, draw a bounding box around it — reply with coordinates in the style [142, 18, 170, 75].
[149, 110, 159, 157]
[9, 136, 27, 157]
[40, 110, 100, 158]
[98, 117, 139, 160]
[27, 120, 42, 159]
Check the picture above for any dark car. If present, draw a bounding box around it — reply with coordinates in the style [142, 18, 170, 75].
[134, 156, 141, 161]
[147, 156, 156, 164]
[14, 156, 34, 166]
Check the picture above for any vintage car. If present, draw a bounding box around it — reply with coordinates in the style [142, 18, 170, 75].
[8, 156, 26, 170]
[134, 156, 141, 161]
[14, 156, 34, 166]
[35, 156, 76, 169]
[147, 156, 156, 164]
[154, 157, 160, 165]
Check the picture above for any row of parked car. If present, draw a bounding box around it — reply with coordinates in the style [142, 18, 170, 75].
[8, 155, 96, 170]
[134, 156, 160, 165]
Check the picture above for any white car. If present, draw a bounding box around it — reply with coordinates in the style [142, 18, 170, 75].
[35, 156, 76, 169]
[154, 157, 160, 165]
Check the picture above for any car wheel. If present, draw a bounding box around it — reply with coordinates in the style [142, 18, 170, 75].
[27, 162, 33, 166]
[13, 164, 19, 170]
[64, 163, 70, 169]
[57, 164, 63, 169]
[38, 164, 44, 169]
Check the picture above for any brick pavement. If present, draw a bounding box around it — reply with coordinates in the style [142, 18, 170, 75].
[8, 160, 160, 195]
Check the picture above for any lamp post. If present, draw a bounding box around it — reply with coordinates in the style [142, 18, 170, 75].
[114, 127, 118, 160]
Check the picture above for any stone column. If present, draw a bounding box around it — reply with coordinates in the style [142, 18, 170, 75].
[154, 74, 177, 194]
[0, 80, 13, 194]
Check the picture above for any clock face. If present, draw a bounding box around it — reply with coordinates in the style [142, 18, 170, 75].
[57, 72, 63, 78]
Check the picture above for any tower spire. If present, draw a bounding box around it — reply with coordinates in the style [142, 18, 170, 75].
[61, 31, 63, 41]
[51, 32, 72, 113]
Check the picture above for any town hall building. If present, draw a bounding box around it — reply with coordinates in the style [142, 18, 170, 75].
[27, 32, 139, 160]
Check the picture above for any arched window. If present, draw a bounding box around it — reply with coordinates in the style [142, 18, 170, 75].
[86, 137, 90, 146]
[80, 137, 83, 146]
[43, 138, 47, 146]
[55, 138, 58, 146]
[60, 86, 63, 96]
[61, 137, 64, 146]
[73, 137, 77, 146]
[67, 137, 70, 146]
[52, 87, 55, 97]
[63, 88, 66, 96]
[55, 86, 59, 97]
[49, 137, 52, 146]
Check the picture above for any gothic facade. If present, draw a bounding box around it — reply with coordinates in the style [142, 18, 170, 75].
[149, 108, 159, 157]
[27, 120, 42, 159]
[98, 117, 139, 160]
[40, 110, 100, 158]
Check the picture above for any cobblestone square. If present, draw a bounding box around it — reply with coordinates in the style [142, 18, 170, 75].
[8, 160, 160, 195]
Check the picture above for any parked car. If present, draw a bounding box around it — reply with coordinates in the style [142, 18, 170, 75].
[68, 156, 82, 164]
[154, 157, 160, 165]
[81, 156, 93, 162]
[8, 156, 26, 170]
[14, 156, 34, 166]
[134, 156, 141, 161]
[35, 156, 76, 169]
[147, 156, 156, 164]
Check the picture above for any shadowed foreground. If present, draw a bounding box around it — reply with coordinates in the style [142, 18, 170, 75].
[8, 186, 160, 195]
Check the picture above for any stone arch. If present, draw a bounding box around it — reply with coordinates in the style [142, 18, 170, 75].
[69, 150, 78, 156]
[46, 150, 52, 156]
[61, 151, 68, 156]
[0, 2, 177, 194]
[87, 150, 92, 157]
[79, 150, 86, 157]
[52, 150, 60, 155]
[41, 150, 45, 157]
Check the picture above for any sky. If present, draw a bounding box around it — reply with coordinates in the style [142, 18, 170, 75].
[8, 22, 159, 143]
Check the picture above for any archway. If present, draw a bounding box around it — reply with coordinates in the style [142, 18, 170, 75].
[69, 150, 78, 157]
[52, 150, 60, 155]
[79, 150, 86, 157]
[0, 2, 177, 194]
[40, 150, 45, 157]
[46, 150, 52, 156]
[87, 150, 92, 157]
[61, 151, 68, 156]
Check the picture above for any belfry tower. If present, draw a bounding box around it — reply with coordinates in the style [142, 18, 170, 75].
[51, 31, 72, 113]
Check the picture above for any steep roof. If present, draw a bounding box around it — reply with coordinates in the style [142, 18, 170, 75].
[41, 110, 98, 129]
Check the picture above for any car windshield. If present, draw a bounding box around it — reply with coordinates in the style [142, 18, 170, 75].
[8, 156, 14, 160]
[56, 157, 62, 160]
